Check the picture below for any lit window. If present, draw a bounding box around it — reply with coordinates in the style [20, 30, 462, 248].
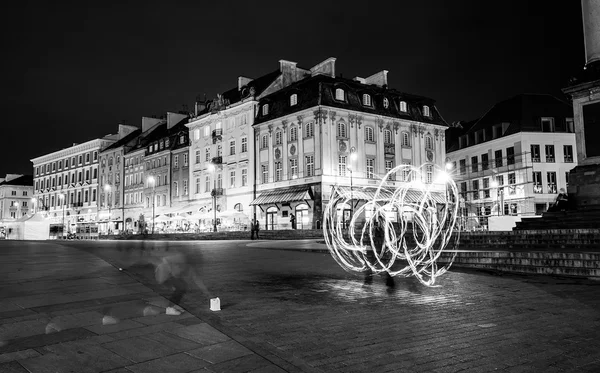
[174, 181, 179, 196]
[366, 158, 375, 179]
[261, 164, 269, 183]
[230, 140, 236, 155]
[275, 131, 282, 145]
[305, 122, 314, 138]
[338, 156, 347, 177]
[290, 94, 298, 106]
[242, 169, 248, 186]
[402, 132, 410, 146]
[400, 101, 407, 112]
[290, 158, 298, 178]
[426, 165, 433, 184]
[261, 135, 268, 149]
[423, 105, 431, 117]
[230, 171, 236, 187]
[236, 137, 245, 153]
[335, 88, 345, 101]
[384, 130, 392, 144]
[195, 150, 201, 164]
[262, 104, 269, 116]
[386, 160, 395, 180]
[365, 126, 375, 142]
[204, 126, 210, 137]
[337, 122, 346, 138]
[362, 94, 371, 106]
[425, 135, 433, 149]
[305, 155, 314, 177]
[290, 126, 298, 141]
[275, 162, 282, 182]
[174, 155, 179, 168]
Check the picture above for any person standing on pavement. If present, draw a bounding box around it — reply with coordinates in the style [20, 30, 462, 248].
[290, 213, 296, 229]
[254, 219, 260, 239]
[364, 216, 395, 288]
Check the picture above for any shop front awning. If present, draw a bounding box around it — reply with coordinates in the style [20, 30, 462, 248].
[250, 185, 313, 206]
[334, 186, 446, 204]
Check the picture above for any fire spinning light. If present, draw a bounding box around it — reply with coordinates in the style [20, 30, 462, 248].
[323, 164, 460, 287]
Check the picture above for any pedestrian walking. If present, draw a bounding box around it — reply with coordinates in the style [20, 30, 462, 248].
[254, 219, 260, 239]
[290, 213, 296, 229]
[250, 220, 255, 239]
[364, 216, 395, 288]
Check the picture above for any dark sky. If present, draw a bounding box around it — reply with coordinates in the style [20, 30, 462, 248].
[2, 0, 584, 177]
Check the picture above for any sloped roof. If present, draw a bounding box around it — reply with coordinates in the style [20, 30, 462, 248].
[102, 128, 142, 151]
[254, 74, 448, 126]
[0, 174, 33, 187]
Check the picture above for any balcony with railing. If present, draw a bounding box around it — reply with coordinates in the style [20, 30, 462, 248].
[212, 129, 223, 143]
[210, 188, 224, 197]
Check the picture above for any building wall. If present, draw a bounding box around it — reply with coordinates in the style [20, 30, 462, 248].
[31, 139, 111, 228]
[98, 148, 124, 232]
[0, 182, 33, 220]
[447, 131, 577, 222]
[123, 149, 146, 232]
[187, 101, 256, 226]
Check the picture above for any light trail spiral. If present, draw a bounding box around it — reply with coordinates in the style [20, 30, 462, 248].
[323, 164, 460, 287]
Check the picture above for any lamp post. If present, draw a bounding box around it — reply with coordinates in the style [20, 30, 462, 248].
[209, 164, 218, 232]
[147, 176, 156, 234]
[491, 180, 499, 216]
[59, 194, 65, 238]
[104, 184, 111, 234]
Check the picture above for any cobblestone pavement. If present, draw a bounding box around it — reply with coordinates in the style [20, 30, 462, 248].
[1, 239, 599, 372]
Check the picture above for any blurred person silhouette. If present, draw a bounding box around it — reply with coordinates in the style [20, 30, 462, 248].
[154, 245, 214, 315]
[364, 215, 395, 288]
[549, 188, 568, 212]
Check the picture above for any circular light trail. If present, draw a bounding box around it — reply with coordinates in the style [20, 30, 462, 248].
[323, 164, 460, 287]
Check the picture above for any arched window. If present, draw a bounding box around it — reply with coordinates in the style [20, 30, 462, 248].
[362, 94, 371, 106]
[402, 132, 410, 147]
[400, 101, 407, 112]
[365, 126, 375, 142]
[234, 203, 243, 212]
[425, 135, 433, 149]
[337, 122, 347, 138]
[290, 126, 297, 141]
[305, 122, 314, 138]
[383, 97, 389, 109]
[262, 104, 269, 116]
[290, 94, 298, 106]
[275, 130, 282, 145]
[335, 88, 345, 101]
[423, 105, 431, 117]
[384, 129, 392, 144]
[261, 135, 268, 149]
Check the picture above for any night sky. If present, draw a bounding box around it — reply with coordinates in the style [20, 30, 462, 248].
[2, 0, 584, 177]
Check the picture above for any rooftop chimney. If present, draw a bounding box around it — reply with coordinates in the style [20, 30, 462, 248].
[141, 116, 163, 133]
[363, 70, 389, 87]
[310, 57, 336, 78]
[167, 112, 188, 129]
[279, 60, 298, 88]
[238, 76, 254, 90]
[118, 124, 138, 140]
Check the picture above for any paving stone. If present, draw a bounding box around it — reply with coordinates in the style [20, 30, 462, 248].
[0, 327, 97, 354]
[105, 321, 184, 340]
[0, 309, 36, 321]
[20, 340, 131, 373]
[186, 339, 253, 364]
[0, 348, 41, 363]
[143, 330, 203, 351]
[131, 312, 193, 325]
[102, 332, 199, 363]
[126, 352, 210, 373]
[202, 354, 273, 373]
[0, 361, 29, 373]
[167, 323, 230, 346]
[85, 318, 146, 335]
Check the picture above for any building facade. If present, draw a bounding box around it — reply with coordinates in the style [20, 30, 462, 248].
[0, 174, 34, 221]
[252, 59, 449, 230]
[30, 137, 115, 232]
[446, 94, 576, 229]
[97, 125, 140, 233]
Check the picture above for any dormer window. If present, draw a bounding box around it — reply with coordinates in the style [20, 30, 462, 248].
[290, 94, 298, 106]
[383, 97, 389, 109]
[362, 94, 371, 106]
[400, 101, 407, 112]
[262, 104, 269, 116]
[335, 88, 345, 101]
[423, 105, 431, 117]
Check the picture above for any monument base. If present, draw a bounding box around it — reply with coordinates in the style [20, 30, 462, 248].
[568, 163, 600, 208]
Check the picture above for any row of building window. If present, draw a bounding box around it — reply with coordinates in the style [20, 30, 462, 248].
[35, 169, 99, 190]
[192, 115, 250, 141]
[6, 190, 28, 196]
[38, 190, 97, 208]
[101, 155, 120, 168]
[35, 151, 99, 176]
[459, 171, 568, 199]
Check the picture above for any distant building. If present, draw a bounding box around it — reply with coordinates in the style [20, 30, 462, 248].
[30, 136, 116, 230]
[122, 117, 164, 233]
[97, 124, 140, 233]
[185, 66, 281, 231]
[252, 58, 449, 230]
[446, 94, 576, 229]
[0, 174, 34, 220]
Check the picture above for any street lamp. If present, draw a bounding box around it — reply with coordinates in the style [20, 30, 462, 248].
[59, 194, 65, 238]
[208, 164, 218, 232]
[104, 184, 111, 234]
[491, 180, 499, 216]
[147, 176, 156, 234]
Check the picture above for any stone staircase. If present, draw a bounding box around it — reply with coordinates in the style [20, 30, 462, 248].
[514, 206, 600, 230]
